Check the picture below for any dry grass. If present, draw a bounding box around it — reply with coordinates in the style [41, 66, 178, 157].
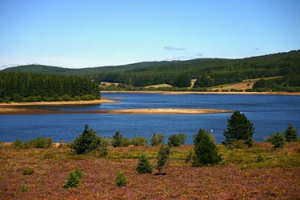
[0, 142, 299, 199]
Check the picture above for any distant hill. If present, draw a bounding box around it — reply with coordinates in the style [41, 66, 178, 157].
[2, 50, 300, 91]
[2, 61, 172, 76]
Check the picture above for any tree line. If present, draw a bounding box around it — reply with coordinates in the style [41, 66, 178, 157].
[3, 50, 300, 91]
[95, 50, 300, 90]
[0, 72, 100, 103]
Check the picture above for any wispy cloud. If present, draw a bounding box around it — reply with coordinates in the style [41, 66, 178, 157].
[165, 55, 188, 61]
[196, 53, 203, 57]
[164, 46, 186, 51]
[255, 48, 260, 51]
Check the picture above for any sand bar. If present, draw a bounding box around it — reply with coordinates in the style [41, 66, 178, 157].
[0, 105, 233, 115]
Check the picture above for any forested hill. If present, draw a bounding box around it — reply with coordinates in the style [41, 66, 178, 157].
[2, 50, 300, 91]
[2, 61, 172, 76]
[0, 72, 100, 103]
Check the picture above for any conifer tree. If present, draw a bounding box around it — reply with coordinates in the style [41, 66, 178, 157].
[283, 124, 298, 142]
[63, 171, 81, 188]
[156, 145, 171, 174]
[71, 124, 101, 154]
[112, 131, 123, 147]
[192, 130, 222, 167]
[115, 171, 128, 187]
[223, 111, 254, 147]
[136, 153, 153, 174]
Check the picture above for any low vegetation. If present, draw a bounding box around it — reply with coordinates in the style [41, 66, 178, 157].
[63, 168, 83, 189]
[0, 139, 299, 198]
[168, 133, 186, 147]
[114, 171, 128, 187]
[11, 137, 53, 149]
[1, 122, 299, 198]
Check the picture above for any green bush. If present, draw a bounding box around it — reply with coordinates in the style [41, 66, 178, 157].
[111, 131, 131, 147]
[112, 131, 123, 147]
[150, 133, 165, 146]
[98, 138, 109, 157]
[30, 137, 53, 148]
[63, 171, 81, 189]
[156, 145, 171, 174]
[266, 132, 285, 149]
[71, 124, 101, 154]
[168, 133, 186, 147]
[136, 153, 153, 174]
[131, 137, 148, 146]
[23, 167, 34, 176]
[283, 124, 298, 142]
[11, 137, 53, 149]
[192, 129, 222, 167]
[257, 154, 265, 163]
[122, 138, 131, 147]
[11, 139, 24, 149]
[115, 171, 128, 187]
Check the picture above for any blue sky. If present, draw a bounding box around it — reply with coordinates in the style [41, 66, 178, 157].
[0, 0, 299, 69]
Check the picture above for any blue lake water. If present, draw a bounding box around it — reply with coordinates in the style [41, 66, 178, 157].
[1, 92, 300, 144]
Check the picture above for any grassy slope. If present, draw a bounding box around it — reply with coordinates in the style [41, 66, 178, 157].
[0, 142, 299, 199]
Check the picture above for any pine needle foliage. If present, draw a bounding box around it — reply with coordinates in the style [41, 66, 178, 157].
[136, 153, 153, 174]
[71, 124, 101, 154]
[192, 129, 222, 167]
[283, 124, 298, 142]
[156, 145, 171, 174]
[115, 171, 128, 187]
[267, 132, 286, 149]
[63, 171, 81, 189]
[223, 111, 254, 147]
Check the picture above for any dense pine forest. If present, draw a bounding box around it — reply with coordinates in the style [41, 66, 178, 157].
[0, 72, 100, 103]
[2, 50, 300, 92]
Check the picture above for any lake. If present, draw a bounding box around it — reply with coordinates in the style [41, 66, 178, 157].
[1, 92, 300, 144]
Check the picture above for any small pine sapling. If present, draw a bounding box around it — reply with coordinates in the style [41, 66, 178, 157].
[136, 153, 153, 174]
[267, 132, 285, 149]
[257, 154, 265, 162]
[192, 129, 222, 167]
[115, 171, 128, 187]
[63, 168, 83, 189]
[283, 124, 298, 142]
[156, 145, 171, 174]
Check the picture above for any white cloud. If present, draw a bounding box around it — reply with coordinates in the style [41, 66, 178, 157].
[165, 55, 176, 61]
[164, 46, 186, 51]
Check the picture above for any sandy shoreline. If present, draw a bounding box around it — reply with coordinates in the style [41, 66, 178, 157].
[0, 99, 118, 106]
[102, 91, 300, 95]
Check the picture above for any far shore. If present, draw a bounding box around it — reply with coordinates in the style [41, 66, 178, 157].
[102, 90, 300, 95]
[0, 99, 119, 106]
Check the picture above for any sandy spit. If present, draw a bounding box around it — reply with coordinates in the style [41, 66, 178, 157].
[0, 107, 233, 115]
